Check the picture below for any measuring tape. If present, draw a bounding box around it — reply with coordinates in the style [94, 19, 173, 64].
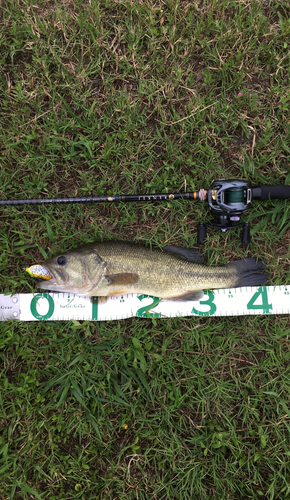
[1, 285, 289, 321]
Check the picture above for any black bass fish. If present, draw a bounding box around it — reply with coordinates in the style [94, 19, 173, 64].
[26, 241, 267, 301]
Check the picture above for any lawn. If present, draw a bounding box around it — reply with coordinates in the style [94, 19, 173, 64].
[0, 0, 290, 498]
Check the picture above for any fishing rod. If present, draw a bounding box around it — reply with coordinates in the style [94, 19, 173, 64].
[2, 179, 290, 244]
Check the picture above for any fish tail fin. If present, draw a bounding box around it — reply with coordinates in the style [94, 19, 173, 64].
[226, 258, 268, 288]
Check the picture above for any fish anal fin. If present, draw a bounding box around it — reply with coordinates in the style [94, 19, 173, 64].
[105, 273, 139, 286]
[91, 296, 109, 305]
[108, 290, 130, 297]
[167, 290, 204, 302]
[163, 245, 204, 263]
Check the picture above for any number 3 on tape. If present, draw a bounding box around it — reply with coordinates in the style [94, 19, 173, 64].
[191, 291, 217, 317]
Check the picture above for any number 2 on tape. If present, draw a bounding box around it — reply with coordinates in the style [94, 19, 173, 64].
[136, 295, 162, 318]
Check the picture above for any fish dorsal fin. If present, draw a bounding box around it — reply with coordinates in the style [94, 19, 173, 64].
[105, 273, 139, 285]
[163, 245, 204, 263]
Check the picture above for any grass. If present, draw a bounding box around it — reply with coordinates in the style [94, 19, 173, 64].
[0, 0, 290, 498]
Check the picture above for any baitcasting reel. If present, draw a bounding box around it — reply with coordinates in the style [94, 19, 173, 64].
[197, 179, 252, 244]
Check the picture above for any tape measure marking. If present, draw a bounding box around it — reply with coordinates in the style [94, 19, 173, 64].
[1, 286, 289, 321]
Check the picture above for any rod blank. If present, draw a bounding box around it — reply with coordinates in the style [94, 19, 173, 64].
[1, 184, 290, 207]
[0, 191, 203, 206]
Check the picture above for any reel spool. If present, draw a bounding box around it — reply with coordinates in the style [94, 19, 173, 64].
[197, 179, 252, 244]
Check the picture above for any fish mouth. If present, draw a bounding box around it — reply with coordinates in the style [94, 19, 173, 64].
[26, 264, 69, 290]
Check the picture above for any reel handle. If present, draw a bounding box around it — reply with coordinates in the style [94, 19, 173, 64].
[241, 222, 251, 244]
[197, 223, 207, 244]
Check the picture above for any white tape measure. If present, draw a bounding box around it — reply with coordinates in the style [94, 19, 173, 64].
[1, 285, 290, 321]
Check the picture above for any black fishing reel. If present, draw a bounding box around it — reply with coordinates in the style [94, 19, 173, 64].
[197, 179, 252, 244]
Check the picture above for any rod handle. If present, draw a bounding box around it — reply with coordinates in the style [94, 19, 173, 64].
[252, 185, 290, 201]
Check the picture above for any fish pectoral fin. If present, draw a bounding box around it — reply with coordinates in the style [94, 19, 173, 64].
[163, 245, 204, 263]
[105, 272, 139, 286]
[167, 290, 204, 301]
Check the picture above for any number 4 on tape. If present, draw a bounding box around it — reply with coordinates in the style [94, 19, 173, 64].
[247, 286, 273, 314]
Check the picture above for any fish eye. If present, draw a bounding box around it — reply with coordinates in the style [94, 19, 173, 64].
[57, 256, 67, 265]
